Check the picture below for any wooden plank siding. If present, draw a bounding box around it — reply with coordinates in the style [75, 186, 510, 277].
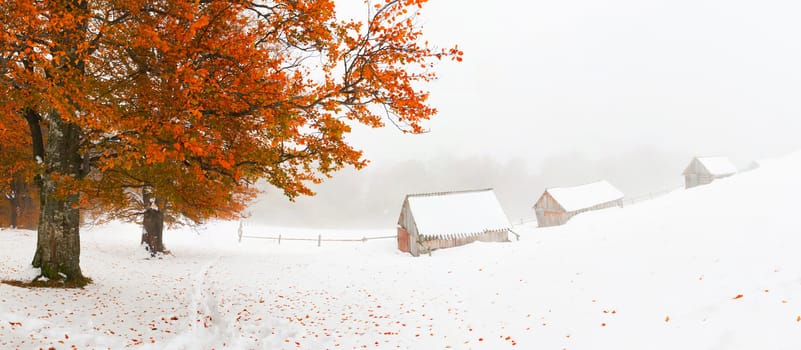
[397, 199, 421, 256]
[534, 192, 568, 227]
[534, 191, 623, 227]
[397, 227, 410, 253]
[416, 230, 509, 256]
[683, 158, 734, 189]
[536, 211, 568, 227]
[684, 158, 706, 189]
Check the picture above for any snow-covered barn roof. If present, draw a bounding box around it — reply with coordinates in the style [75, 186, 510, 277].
[683, 157, 737, 176]
[544, 181, 624, 213]
[405, 189, 511, 237]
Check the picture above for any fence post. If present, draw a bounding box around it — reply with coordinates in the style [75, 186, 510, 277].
[318, 234, 322, 247]
[278, 234, 282, 244]
[237, 221, 243, 243]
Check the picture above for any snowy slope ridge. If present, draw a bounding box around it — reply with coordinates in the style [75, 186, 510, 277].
[1, 151, 801, 349]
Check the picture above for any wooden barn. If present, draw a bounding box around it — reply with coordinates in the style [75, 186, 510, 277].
[533, 180, 624, 227]
[396, 189, 512, 257]
[683, 156, 737, 189]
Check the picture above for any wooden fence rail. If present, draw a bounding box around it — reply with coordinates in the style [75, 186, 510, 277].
[622, 186, 682, 206]
[237, 225, 396, 246]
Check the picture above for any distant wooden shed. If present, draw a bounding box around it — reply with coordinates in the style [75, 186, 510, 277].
[533, 180, 624, 227]
[683, 157, 737, 189]
[397, 189, 512, 257]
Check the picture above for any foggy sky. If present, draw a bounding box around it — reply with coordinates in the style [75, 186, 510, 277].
[247, 0, 801, 228]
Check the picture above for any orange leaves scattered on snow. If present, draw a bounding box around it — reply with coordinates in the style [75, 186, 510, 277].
[501, 335, 518, 346]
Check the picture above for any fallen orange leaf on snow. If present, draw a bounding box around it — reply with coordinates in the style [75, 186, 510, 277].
[665, 316, 670, 322]
[733, 294, 743, 299]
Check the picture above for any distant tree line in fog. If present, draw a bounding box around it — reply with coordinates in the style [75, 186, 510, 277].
[249, 148, 697, 228]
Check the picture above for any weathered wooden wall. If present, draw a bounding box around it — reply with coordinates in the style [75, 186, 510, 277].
[684, 159, 733, 189]
[684, 159, 707, 188]
[685, 173, 715, 188]
[415, 230, 509, 256]
[397, 200, 421, 256]
[534, 191, 623, 227]
[534, 192, 568, 227]
[397, 226, 410, 253]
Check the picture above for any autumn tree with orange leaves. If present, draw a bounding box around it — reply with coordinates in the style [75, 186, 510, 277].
[0, 0, 460, 285]
[0, 113, 37, 229]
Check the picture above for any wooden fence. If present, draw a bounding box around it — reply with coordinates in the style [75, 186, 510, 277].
[621, 186, 681, 206]
[237, 222, 396, 246]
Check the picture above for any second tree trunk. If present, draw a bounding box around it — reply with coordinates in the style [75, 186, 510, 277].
[141, 207, 165, 256]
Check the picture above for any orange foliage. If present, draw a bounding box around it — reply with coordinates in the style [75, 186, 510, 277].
[1, 0, 459, 227]
[0, 106, 38, 229]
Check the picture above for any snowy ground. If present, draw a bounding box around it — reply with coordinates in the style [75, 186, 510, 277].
[2, 151, 801, 349]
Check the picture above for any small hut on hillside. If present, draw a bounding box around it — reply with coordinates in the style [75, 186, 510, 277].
[682, 156, 737, 189]
[397, 189, 513, 257]
[533, 180, 624, 227]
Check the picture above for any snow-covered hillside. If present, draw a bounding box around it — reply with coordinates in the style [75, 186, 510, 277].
[2, 152, 801, 349]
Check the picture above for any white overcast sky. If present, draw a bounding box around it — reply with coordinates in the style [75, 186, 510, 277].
[338, 0, 801, 167]
[248, 1, 801, 227]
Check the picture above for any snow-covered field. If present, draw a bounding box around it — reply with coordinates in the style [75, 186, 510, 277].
[2, 152, 801, 349]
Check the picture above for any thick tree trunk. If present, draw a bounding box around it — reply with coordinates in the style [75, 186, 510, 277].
[140, 187, 167, 257]
[29, 1, 90, 285]
[32, 113, 85, 283]
[141, 208, 165, 257]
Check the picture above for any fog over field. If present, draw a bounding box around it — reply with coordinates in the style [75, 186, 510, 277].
[250, 148, 734, 227]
